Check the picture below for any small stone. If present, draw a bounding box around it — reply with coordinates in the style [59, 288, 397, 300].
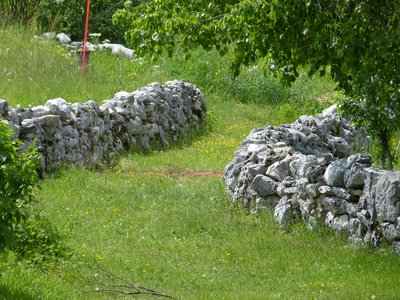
[0, 99, 9, 116]
[318, 185, 335, 196]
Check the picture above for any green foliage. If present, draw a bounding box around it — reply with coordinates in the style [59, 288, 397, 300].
[37, 0, 126, 42]
[10, 212, 71, 267]
[115, 0, 400, 169]
[0, 0, 40, 24]
[0, 121, 40, 249]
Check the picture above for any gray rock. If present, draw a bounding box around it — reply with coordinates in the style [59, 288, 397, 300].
[346, 153, 372, 166]
[375, 172, 400, 223]
[326, 213, 349, 233]
[344, 163, 366, 189]
[393, 242, 400, 257]
[349, 217, 368, 239]
[298, 198, 311, 218]
[42, 32, 56, 39]
[56, 33, 71, 44]
[319, 196, 346, 215]
[0, 99, 9, 116]
[328, 136, 350, 157]
[306, 183, 322, 199]
[266, 155, 296, 181]
[101, 43, 134, 59]
[318, 185, 335, 196]
[254, 195, 280, 211]
[382, 223, 400, 241]
[332, 187, 358, 202]
[356, 209, 373, 228]
[359, 168, 384, 220]
[31, 106, 49, 118]
[324, 158, 347, 187]
[274, 203, 294, 230]
[249, 174, 277, 197]
[319, 104, 337, 117]
[127, 117, 144, 135]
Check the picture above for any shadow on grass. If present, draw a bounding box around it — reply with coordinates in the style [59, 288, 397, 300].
[0, 285, 35, 300]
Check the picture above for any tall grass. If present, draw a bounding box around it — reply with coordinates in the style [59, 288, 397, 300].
[1, 24, 334, 113]
[1, 24, 400, 299]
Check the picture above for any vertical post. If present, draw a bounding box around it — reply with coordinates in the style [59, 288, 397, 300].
[82, 0, 91, 74]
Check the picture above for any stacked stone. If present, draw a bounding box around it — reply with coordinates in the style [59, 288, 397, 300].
[0, 80, 207, 170]
[224, 105, 400, 249]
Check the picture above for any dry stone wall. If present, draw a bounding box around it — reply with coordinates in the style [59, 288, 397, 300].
[0, 80, 207, 170]
[224, 105, 400, 253]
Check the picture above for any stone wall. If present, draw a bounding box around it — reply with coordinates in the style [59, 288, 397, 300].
[0, 80, 207, 170]
[224, 105, 400, 252]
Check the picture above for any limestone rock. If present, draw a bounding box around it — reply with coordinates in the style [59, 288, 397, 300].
[324, 158, 347, 187]
[375, 172, 400, 223]
[249, 175, 277, 197]
[0, 99, 9, 116]
[42, 32, 56, 39]
[56, 33, 71, 44]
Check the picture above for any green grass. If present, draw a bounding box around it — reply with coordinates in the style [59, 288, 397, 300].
[1, 24, 400, 299]
[1, 25, 335, 109]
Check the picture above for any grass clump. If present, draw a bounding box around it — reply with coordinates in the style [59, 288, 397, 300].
[1, 24, 400, 299]
[10, 212, 72, 268]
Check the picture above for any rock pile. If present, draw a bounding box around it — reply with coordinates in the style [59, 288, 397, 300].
[224, 105, 400, 250]
[0, 80, 207, 170]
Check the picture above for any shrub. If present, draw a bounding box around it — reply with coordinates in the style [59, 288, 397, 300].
[37, 0, 126, 42]
[0, 120, 40, 249]
[10, 212, 72, 267]
[0, 0, 40, 24]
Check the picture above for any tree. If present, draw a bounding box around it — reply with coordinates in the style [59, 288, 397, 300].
[0, 121, 40, 249]
[113, 0, 400, 169]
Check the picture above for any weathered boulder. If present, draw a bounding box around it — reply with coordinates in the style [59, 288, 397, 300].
[323, 158, 347, 187]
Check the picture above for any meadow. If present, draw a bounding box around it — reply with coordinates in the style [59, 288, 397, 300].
[1, 25, 400, 299]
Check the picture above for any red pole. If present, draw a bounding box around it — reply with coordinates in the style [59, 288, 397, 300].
[82, 0, 91, 74]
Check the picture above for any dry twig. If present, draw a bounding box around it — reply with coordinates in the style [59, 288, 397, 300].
[89, 262, 174, 298]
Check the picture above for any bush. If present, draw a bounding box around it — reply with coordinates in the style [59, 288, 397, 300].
[0, 121, 40, 249]
[37, 0, 126, 42]
[0, 0, 40, 24]
[11, 212, 72, 267]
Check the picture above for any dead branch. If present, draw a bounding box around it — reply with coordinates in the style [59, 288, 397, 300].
[89, 261, 174, 298]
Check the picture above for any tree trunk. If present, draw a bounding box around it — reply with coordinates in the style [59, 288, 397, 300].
[380, 128, 393, 170]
